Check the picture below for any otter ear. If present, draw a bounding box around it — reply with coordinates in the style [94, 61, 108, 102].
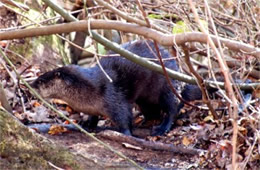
[38, 80, 43, 85]
[64, 76, 74, 86]
[55, 70, 74, 85]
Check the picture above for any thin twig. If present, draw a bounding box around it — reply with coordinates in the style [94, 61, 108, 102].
[87, 18, 113, 82]
[95, 0, 169, 33]
[182, 44, 217, 118]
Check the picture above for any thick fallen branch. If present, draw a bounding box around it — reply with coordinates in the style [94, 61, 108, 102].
[0, 20, 259, 58]
[27, 124, 203, 155]
[98, 130, 204, 155]
[26, 124, 203, 155]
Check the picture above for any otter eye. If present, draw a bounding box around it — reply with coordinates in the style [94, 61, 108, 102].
[55, 72, 61, 77]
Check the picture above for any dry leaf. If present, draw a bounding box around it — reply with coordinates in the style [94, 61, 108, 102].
[65, 106, 73, 113]
[63, 120, 77, 125]
[237, 126, 247, 135]
[203, 114, 215, 122]
[182, 136, 191, 146]
[134, 116, 143, 125]
[33, 101, 41, 107]
[219, 140, 232, 153]
[0, 40, 7, 47]
[254, 88, 260, 98]
[190, 124, 203, 131]
[27, 105, 52, 122]
[48, 125, 68, 135]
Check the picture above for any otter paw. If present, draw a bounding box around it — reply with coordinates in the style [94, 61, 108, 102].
[151, 125, 168, 136]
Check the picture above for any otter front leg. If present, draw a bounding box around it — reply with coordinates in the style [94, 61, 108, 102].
[79, 116, 99, 130]
[137, 100, 161, 121]
[105, 101, 133, 136]
[151, 92, 179, 136]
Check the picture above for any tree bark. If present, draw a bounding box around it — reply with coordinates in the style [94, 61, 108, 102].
[0, 109, 135, 169]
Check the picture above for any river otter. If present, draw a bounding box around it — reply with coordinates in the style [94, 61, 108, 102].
[31, 40, 199, 136]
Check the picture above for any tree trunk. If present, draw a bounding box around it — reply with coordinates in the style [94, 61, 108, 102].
[0, 109, 135, 169]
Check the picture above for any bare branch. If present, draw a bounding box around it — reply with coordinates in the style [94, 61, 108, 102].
[0, 20, 259, 58]
[94, 0, 168, 33]
[182, 44, 217, 118]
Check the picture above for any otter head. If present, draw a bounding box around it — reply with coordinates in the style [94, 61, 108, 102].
[31, 66, 76, 99]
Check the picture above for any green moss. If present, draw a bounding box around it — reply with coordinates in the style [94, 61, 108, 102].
[0, 141, 6, 154]
[0, 110, 83, 169]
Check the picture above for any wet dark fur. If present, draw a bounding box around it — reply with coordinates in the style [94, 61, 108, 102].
[32, 40, 197, 136]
